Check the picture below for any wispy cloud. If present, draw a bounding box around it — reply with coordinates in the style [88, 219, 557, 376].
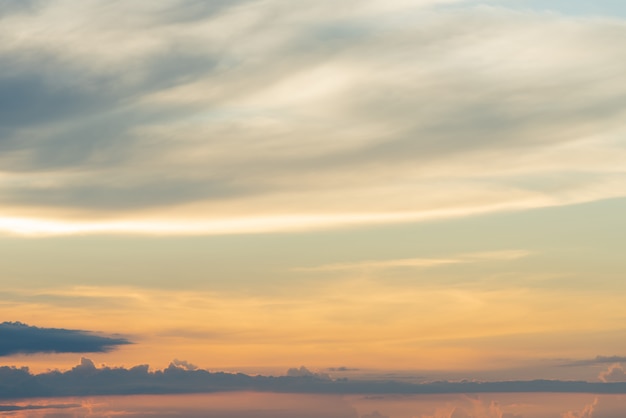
[295, 251, 530, 272]
[4, 280, 625, 374]
[599, 364, 626, 383]
[0, 0, 625, 235]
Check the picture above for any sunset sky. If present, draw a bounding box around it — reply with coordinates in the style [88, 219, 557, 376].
[1, 0, 626, 388]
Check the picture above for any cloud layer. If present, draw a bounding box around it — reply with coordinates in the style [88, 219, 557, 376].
[0, 322, 131, 356]
[1, 0, 626, 235]
[2, 358, 626, 399]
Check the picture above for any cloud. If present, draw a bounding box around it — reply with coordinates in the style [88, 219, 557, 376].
[287, 366, 331, 380]
[0, 322, 131, 356]
[171, 359, 199, 371]
[295, 251, 530, 272]
[598, 364, 626, 383]
[0, 403, 80, 412]
[0, 0, 43, 16]
[561, 397, 598, 418]
[295, 257, 463, 272]
[1, 0, 626, 235]
[2, 359, 626, 399]
[561, 355, 626, 367]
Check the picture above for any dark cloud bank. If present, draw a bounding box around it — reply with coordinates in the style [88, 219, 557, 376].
[0, 322, 131, 356]
[2, 360, 626, 399]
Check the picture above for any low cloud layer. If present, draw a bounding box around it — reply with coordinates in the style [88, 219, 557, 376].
[0, 322, 131, 356]
[2, 359, 626, 399]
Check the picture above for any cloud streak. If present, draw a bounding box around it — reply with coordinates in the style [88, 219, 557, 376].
[599, 364, 626, 383]
[561, 355, 626, 367]
[0, 322, 131, 356]
[295, 251, 530, 272]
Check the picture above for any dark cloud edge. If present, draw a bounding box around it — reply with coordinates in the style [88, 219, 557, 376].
[2, 359, 626, 399]
[0, 322, 132, 356]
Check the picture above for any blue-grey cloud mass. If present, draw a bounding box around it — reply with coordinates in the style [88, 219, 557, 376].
[1, 358, 626, 399]
[0, 322, 131, 356]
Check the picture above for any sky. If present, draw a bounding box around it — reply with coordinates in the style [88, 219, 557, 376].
[3, 393, 626, 418]
[1, 0, 626, 397]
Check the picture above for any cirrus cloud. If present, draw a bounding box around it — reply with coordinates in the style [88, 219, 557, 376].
[1, 0, 625, 236]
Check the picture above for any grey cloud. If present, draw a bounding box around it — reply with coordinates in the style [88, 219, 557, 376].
[150, 0, 258, 25]
[561, 355, 626, 367]
[0, 51, 218, 170]
[2, 1, 626, 219]
[0, 0, 43, 16]
[171, 359, 198, 371]
[2, 359, 626, 399]
[287, 366, 331, 380]
[0, 177, 250, 211]
[0, 74, 111, 130]
[0, 322, 131, 356]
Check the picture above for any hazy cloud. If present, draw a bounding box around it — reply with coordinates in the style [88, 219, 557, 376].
[1, 0, 626, 235]
[561, 397, 598, 418]
[0, 322, 131, 356]
[0, 0, 43, 16]
[171, 359, 199, 371]
[599, 364, 626, 383]
[420, 396, 524, 418]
